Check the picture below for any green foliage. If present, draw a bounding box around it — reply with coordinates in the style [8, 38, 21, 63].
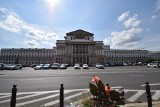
[145, 58, 155, 63]
[89, 83, 98, 96]
[110, 90, 125, 105]
[97, 80, 106, 95]
[157, 58, 160, 63]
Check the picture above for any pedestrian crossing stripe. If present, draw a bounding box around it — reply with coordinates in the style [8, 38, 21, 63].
[0, 89, 160, 107]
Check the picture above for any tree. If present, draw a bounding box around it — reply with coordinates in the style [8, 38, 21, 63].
[145, 58, 155, 63]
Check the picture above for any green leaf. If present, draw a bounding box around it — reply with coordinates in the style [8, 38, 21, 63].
[97, 80, 106, 95]
[89, 82, 98, 96]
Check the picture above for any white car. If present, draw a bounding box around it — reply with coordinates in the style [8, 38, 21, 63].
[147, 63, 158, 68]
[16, 64, 22, 69]
[34, 64, 43, 70]
[83, 64, 89, 69]
[74, 64, 81, 69]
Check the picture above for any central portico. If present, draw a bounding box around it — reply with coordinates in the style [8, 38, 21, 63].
[55, 29, 104, 66]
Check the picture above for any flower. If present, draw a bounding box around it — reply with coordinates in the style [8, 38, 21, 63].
[105, 84, 110, 93]
[92, 76, 100, 82]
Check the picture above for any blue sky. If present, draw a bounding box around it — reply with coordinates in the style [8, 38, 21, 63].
[0, 0, 160, 51]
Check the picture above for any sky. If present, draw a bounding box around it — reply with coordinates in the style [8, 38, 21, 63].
[0, 0, 160, 51]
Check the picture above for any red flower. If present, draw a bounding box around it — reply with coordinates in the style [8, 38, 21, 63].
[92, 76, 100, 82]
[105, 84, 110, 93]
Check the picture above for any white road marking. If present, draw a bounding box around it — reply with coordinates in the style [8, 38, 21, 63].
[127, 90, 145, 102]
[0, 88, 160, 107]
[16, 90, 71, 107]
[43, 91, 89, 107]
[152, 90, 160, 100]
[0, 94, 11, 99]
[141, 83, 160, 86]
[129, 75, 144, 77]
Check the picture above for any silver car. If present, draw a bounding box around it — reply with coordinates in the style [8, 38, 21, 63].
[34, 64, 43, 70]
[74, 64, 81, 69]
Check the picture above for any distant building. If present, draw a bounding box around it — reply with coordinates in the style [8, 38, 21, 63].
[148, 51, 160, 60]
[0, 48, 56, 65]
[103, 46, 149, 65]
[0, 29, 159, 65]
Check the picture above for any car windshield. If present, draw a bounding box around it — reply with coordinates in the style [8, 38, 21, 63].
[75, 64, 80, 66]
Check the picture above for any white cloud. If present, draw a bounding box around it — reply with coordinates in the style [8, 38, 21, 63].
[151, 15, 157, 20]
[0, 8, 8, 13]
[104, 28, 143, 49]
[123, 15, 141, 28]
[118, 11, 130, 22]
[0, 14, 23, 32]
[25, 30, 44, 40]
[24, 40, 39, 48]
[0, 7, 59, 48]
[154, 0, 160, 12]
[43, 33, 59, 41]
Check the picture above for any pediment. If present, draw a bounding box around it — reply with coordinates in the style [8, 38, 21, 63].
[66, 29, 94, 36]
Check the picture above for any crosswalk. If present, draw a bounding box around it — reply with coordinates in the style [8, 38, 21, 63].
[0, 89, 160, 107]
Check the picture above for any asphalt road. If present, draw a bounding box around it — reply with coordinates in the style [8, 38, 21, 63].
[0, 66, 160, 107]
[0, 66, 160, 92]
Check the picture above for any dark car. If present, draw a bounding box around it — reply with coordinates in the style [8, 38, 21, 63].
[59, 64, 67, 69]
[0, 63, 4, 70]
[31, 64, 38, 68]
[42, 64, 51, 69]
[51, 63, 60, 69]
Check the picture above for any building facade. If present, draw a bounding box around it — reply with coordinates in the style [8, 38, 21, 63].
[55, 29, 104, 66]
[0, 48, 56, 65]
[103, 46, 149, 65]
[0, 29, 159, 66]
[148, 51, 160, 60]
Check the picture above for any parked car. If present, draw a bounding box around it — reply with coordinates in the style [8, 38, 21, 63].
[59, 64, 67, 69]
[97, 64, 104, 69]
[34, 64, 43, 70]
[147, 63, 158, 68]
[3, 64, 10, 70]
[16, 64, 22, 69]
[31, 64, 38, 68]
[51, 63, 60, 69]
[0, 63, 4, 70]
[74, 63, 81, 69]
[83, 64, 89, 69]
[42, 64, 51, 69]
[7, 64, 18, 70]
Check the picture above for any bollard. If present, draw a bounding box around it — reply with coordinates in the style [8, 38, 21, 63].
[145, 82, 152, 107]
[10, 85, 17, 107]
[60, 84, 64, 107]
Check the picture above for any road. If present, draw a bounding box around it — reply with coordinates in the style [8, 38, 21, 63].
[0, 66, 160, 107]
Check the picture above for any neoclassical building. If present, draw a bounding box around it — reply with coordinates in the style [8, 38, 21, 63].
[0, 29, 159, 66]
[55, 29, 104, 65]
[0, 48, 56, 65]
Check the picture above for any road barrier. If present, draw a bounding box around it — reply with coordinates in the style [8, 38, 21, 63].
[8, 83, 154, 107]
[60, 84, 64, 107]
[10, 85, 17, 107]
[145, 82, 152, 107]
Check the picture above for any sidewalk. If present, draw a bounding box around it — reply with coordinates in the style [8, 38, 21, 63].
[120, 101, 160, 107]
